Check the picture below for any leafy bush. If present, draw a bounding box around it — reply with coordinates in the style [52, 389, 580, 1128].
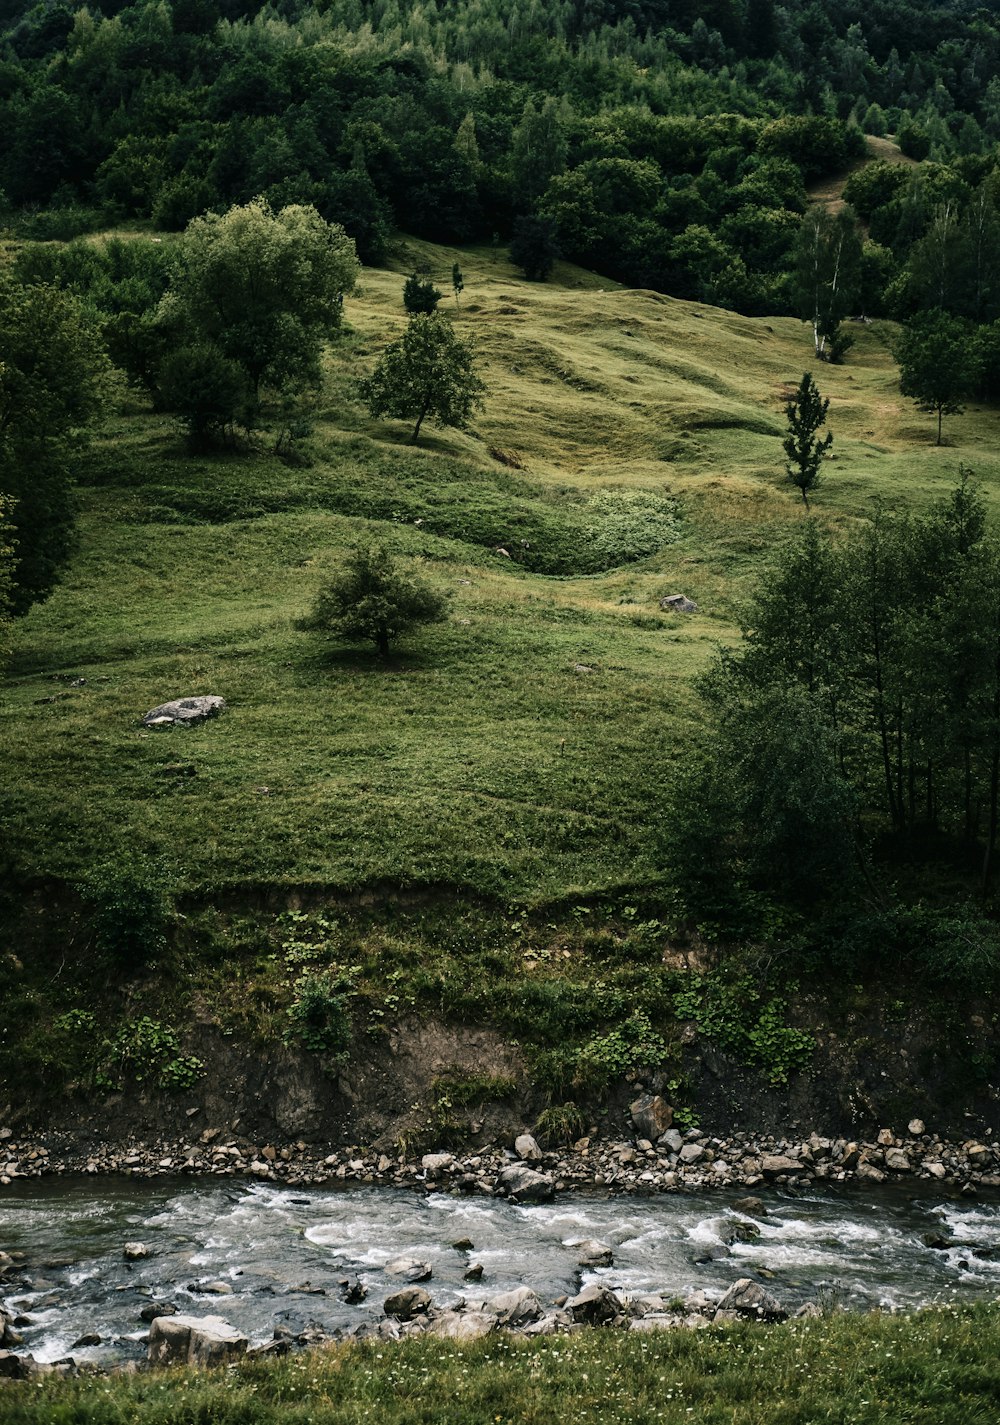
[78, 856, 173, 968]
[97, 1016, 204, 1091]
[534, 1101, 587, 1145]
[285, 968, 358, 1055]
[300, 544, 447, 657]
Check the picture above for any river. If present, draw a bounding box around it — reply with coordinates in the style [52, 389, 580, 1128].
[2, 1179, 999, 1363]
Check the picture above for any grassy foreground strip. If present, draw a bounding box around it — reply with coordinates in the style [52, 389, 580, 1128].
[7, 1307, 1000, 1425]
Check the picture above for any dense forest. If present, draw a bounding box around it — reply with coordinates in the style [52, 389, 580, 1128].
[1, 0, 1000, 313]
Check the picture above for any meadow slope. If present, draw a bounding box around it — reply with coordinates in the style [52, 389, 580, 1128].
[6, 237, 998, 904]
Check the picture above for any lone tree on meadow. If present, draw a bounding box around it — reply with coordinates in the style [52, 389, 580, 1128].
[784, 372, 833, 507]
[360, 313, 485, 445]
[896, 309, 981, 445]
[302, 544, 447, 658]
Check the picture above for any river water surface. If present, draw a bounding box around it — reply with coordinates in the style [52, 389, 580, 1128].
[2, 1179, 1000, 1363]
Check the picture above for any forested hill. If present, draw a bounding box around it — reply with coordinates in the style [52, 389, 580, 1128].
[3, 0, 1000, 314]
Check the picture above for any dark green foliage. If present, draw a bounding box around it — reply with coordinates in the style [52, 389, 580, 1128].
[403, 272, 442, 315]
[897, 309, 981, 443]
[451, 263, 464, 304]
[0, 276, 112, 612]
[510, 215, 560, 282]
[898, 118, 932, 160]
[78, 856, 173, 969]
[301, 544, 447, 657]
[0, 0, 995, 321]
[285, 969, 355, 1055]
[670, 481, 1000, 949]
[168, 199, 360, 413]
[157, 342, 250, 448]
[783, 372, 833, 506]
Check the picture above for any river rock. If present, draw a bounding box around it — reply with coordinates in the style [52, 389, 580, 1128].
[421, 1153, 454, 1181]
[142, 696, 226, 728]
[464, 1263, 484, 1282]
[679, 1143, 705, 1165]
[566, 1283, 622, 1324]
[497, 1164, 555, 1202]
[384, 1287, 431, 1321]
[483, 1286, 542, 1326]
[908, 1119, 926, 1137]
[573, 1238, 614, 1268]
[427, 1310, 495, 1341]
[123, 1242, 151, 1260]
[515, 1133, 543, 1162]
[630, 1094, 673, 1141]
[715, 1278, 787, 1321]
[140, 1302, 177, 1322]
[885, 1148, 911, 1172]
[72, 1333, 101, 1348]
[148, 1314, 248, 1367]
[760, 1155, 799, 1176]
[386, 1257, 432, 1282]
[0, 1350, 33, 1380]
[731, 1196, 767, 1217]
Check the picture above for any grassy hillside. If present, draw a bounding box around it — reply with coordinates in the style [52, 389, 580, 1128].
[5, 236, 1000, 905]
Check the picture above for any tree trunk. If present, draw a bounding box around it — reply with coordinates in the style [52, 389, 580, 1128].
[937, 405, 943, 445]
[376, 627, 390, 658]
[410, 395, 432, 445]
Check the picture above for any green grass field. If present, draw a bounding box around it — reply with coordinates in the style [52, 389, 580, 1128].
[5, 1303, 1000, 1424]
[6, 236, 999, 905]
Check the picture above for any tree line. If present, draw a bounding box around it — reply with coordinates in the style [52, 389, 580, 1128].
[2, 0, 1000, 317]
[671, 478, 1000, 963]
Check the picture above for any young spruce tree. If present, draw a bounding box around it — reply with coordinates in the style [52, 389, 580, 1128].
[783, 372, 833, 507]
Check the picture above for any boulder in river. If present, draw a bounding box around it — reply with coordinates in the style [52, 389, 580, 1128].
[572, 1239, 614, 1268]
[386, 1257, 432, 1282]
[148, 1314, 248, 1368]
[384, 1287, 431, 1321]
[123, 1242, 151, 1261]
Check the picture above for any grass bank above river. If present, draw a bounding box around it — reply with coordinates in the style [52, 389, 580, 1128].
[4, 1303, 1000, 1424]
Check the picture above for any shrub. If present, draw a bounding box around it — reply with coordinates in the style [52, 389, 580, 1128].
[403, 273, 442, 314]
[78, 856, 173, 968]
[300, 544, 447, 657]
[285, 968, 358, 1055]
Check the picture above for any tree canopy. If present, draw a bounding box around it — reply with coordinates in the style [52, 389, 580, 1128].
[302, 545, 448, 657]
[0, 275, 112, 612]
[360, 314, 486, 445]
[896, 308, 980, 444]
[170, 199, 360, 411]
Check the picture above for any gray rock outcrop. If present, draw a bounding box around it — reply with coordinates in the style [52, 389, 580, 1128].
[142, 696, 226, 728]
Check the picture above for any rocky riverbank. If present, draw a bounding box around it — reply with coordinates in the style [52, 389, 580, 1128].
[2, 1095, 999, 1197]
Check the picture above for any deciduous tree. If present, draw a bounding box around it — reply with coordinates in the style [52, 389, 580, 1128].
[169, 199, 359, 416]
[897, 309, 980, 444]
[302, 544, 447, 657]
[359, 313, 485, 445]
